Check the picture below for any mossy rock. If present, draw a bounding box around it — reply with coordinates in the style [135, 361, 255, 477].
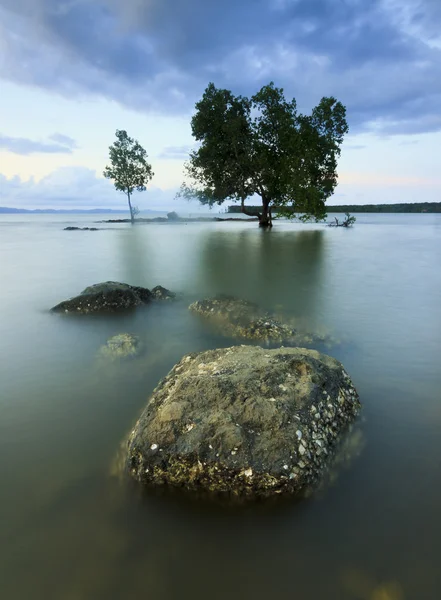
[189, 295, 326, 346]
[51, 281, 175, 314]
[98, 333, 143, 361]
[125, 345, 361, 498]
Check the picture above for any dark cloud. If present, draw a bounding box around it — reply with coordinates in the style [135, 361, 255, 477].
[0, 0, 440, 133]
[0, 132, 77, 154]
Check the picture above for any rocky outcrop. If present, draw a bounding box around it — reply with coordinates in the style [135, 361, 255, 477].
[189, 295, 325, 346]
[151, 285, 176, 301]
[98, 333, 142, 360]
[126, 345, 361, 498]
[64, 226, 99, 231]
[51, 281, 175, 314]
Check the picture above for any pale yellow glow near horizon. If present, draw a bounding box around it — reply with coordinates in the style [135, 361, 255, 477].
[2, 150, 440, 192]
[0, 151, 186, 189]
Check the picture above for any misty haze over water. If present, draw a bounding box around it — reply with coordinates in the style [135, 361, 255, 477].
[0, 213, 440, 599]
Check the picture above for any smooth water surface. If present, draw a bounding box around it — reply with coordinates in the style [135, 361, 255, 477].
[0, 213, 440, 600]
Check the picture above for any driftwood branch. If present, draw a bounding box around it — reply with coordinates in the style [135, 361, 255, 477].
[328, 212, 356, 228]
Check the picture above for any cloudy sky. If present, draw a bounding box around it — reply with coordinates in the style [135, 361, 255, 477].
[0, 0, 440, 211]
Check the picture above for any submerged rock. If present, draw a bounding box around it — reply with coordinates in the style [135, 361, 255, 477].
[98, 333, 142, 360]
[189, 295, 324, 346]
[126, 345, 361, 498]
[51, 281, 174, 314]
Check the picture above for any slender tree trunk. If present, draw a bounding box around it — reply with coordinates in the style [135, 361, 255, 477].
[127, 191, 134, 224]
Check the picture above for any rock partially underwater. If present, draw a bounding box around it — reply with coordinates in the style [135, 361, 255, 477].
[125, 345, 361, 498]
[63, 226, 99, 231]
[51, 281, 176, 314]
[189, 295, 328, 346]
[98, 333, 143, 361]
[150, 285, 177, 301]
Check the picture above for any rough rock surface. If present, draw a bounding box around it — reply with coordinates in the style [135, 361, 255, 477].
[64, 226, 99, 231]
[98, 333, 142, 360]
[126, 345, 361, 498]
[189, 295, 324, 346]
[51, 281, 174, 314]
[151, 285, 176, 301]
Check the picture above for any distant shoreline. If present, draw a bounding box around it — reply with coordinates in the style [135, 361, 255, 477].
[1, 201, 440, 216]
[228, 201, 441, 214]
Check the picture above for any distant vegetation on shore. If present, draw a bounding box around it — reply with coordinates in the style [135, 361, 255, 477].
[228, 202, 441, 214]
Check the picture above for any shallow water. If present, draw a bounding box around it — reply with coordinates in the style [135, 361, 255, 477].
[0, 213, 440, 600]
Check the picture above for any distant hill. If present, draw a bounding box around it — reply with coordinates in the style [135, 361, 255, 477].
[228, 202, 441, 214]
[0, 207, 164, 214]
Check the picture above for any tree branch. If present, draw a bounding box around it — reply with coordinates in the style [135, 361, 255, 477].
[240, 197, 260, 217]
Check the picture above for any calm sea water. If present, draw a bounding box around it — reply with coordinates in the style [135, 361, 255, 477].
[0, 213, 440, 600]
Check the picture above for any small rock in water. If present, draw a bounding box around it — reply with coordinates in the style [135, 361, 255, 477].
[151, 285, 176, 301]
[98, 333, 142, 361]
[51, 281, 175, 314]
[63, 226, 99, 231]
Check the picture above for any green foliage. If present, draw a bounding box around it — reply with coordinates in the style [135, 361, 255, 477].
[103, 130, 153, 222]
[180, 82, 348, 226]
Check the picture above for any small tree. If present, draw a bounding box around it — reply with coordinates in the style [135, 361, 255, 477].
[180, 82, 348, 227]
[103, 130, 154, 223]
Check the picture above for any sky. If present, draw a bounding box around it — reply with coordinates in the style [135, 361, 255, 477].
[0, 0, 440, 212]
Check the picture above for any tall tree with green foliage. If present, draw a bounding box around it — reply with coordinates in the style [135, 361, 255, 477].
[104, 130, 154, 223]
[180, 82, 348, 227]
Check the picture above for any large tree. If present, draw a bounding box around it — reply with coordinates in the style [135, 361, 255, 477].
[104, 130, 154, 224]
[180, 82, 348, 227]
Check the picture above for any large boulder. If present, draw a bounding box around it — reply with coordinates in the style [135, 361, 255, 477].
[189, 295, 324, 346]
[51, 281, 175, 314]
[126, 345, 361, 498]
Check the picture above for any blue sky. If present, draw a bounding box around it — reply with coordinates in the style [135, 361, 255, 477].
[0, 0, 440, 211]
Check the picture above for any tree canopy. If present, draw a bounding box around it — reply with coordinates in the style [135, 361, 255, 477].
[180, 82, 348, 227]
[104, 130, 154, 223]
